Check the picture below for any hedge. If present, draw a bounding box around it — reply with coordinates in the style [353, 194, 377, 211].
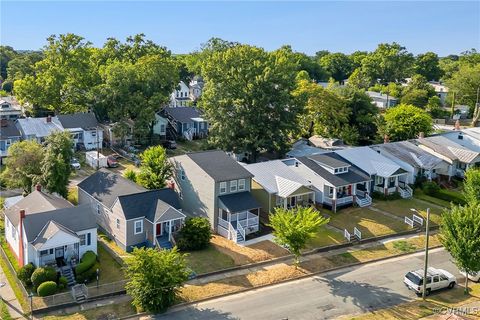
[432, 189, 466, 205]
[76, 262, 100, 284]
[58, 276, 68, 290]
[37, 281, 57, 297]
[18, 263, 36, 286]
[75, 251, 97, 275]
[31, 266, 57, 289]
[371, 191, 402, 201]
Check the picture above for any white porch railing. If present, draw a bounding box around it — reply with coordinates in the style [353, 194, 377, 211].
[324, 195, 353, 206]
[356, 189, 367, 198]
[455, 168, 466, 178]
[237, 222, 246, 242]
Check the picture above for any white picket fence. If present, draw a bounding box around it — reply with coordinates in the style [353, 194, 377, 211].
[344, 229, 351, 241]
[413, 214, 424, 226]
[404, 216, 414, 228]
[354, 227, 362, 240]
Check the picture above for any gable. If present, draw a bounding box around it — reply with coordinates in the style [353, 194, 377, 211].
[33, 228, 79, 250]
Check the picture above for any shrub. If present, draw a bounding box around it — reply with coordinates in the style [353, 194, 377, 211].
[371, 191, 402, 201]
[176, 217, 212, 251]
[18, 263, 36, 286]
[75, 262, 99, 284]
[75, 251, 97, 275]
[123, 169, 137, 183]
[422, 181, 440, 195]
[37, 281, 57, 297]
[433, 189, 466, 205]
[31, 266, 57, 289]
[58, 276, 68, 290]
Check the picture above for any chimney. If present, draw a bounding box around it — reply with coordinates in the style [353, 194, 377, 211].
[383, 135, 390, 144]
[454, 119, 460, 130]
[46, 115, 52, 123]
[167, 181, 175, 190]
[419, 132, 425, 139]
[35, 184, 42, 192]
[18, 209, 25, 267]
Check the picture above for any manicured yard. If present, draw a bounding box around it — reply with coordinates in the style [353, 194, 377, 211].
[185, 245, 236, 274]
[96, 245, 125, 285]
[373, 198, 444, 226]
[414, 188, 452, 208]
[326, 206, 411, 238]
[306, 226, 345, 250]
[167, 139, 209, 157]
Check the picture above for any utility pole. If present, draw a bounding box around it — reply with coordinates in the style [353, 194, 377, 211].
[422, 208, 430, 300]
[472, 86, 480, 127]
[451, 91, 456, 118]
[96, 126, 100, 170]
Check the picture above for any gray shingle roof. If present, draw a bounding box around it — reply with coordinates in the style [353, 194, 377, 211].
[31, 221, 79, 249]
[308, 153, 350, 168]
[219, 192, 261, 213]
[0, 120, 21, 139]
[187, 150, 253, 181]
[164, 107, 203, 123]
[57, 113, 99, 130]
[297, 153, 371, 187]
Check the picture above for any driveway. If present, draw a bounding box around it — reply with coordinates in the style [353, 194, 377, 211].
[156, 248, 460, 320]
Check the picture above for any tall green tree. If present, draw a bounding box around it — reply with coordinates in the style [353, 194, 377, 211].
[319, 52, 354, 81]
[0, 46, 17, 80]
[446, 64, 480, 125]
[137, 146, 172, 189]
[40, 132, 74, 198]
[382, 104, 433, 141]
[200, 45, 301, 160]
[269, 206, 328, 267]
[441, 204, 480, 294]
[6, 51, 43, 83]
[400, 75, 436, 108]
[125, 247, 189, 312]
[14, 34, 96, 114]
[1, 140, 44, 193]
[463, 167, 480, 205]
[361, 42, 414, 84]
[414, 52, 443, 81]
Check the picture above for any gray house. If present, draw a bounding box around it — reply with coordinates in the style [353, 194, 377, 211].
[77, 169, 185, 251]
[170, 150, 261, 243]
[0, 119, 21, 164]
[156, 107, 208, 141]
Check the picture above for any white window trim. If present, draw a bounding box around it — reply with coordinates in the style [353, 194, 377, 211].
[134, 220, 143, 235]
[219, 182, 227, 194]
[79, 234, 86, 246]
[230, 180, 237, 192]
[116, 218, 120, 229]
[238, 179, 246, 191]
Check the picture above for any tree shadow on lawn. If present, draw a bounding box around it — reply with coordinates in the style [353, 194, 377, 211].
[155, 306, 240, 320]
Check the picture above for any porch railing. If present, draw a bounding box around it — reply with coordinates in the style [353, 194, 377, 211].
[324, 196, 353, 205]
[356, 189, 367, 198]
[218, 218, 238, 243]
[237, 222, 246, 242]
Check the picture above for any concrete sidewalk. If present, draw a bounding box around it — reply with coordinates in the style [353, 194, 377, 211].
[187, 232, 427, 285]
[0, 266, 26, 319]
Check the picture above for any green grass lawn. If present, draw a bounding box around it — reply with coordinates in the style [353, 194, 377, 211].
[97, 244, 125, 285]
[305, 226, 345, 249]
[414, 189, 452, 208]
[0, 299, 13, 320]
[185, 245, 236, 274]
[167, 139, 209, 157]
[373, 198, 444, 226]
[327, 206, 411, 238]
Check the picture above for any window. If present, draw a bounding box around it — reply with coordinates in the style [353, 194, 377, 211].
[40, 250, 49, 256]
[276, 196, 283, 206]
[238, 179, 246, 191]
[230, 180, 237, 192]
[219, 182, 227, 194]
[180, 168, 185, 181]
[87, 233, 91, 246]
[433, 276, 439, 283]
[96, 204, 100, 215]
[375, 176, 383, 185]
[160, 124, 166, 133]
[134, 220, 143, 234]
[11, 225, 16, 240]
[91, 131, 96, 137]
[116, 218, 120, 229]
[334, 168, 339, 174]
[79, 234, 86, 246]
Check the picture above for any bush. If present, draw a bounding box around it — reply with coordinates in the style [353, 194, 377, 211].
[31, 266, 57, 289]
[433, 189, 466, 205]
[176, 217, 212, 251]
[422, 181, 440, 195]
[75, 251, 97, 275]
[371, 191, 402, 201]
[37, 281, 57, 297]
[58, 276, 68, 290]
[75, 262, 99, 284]
[18, 263, 36, 286]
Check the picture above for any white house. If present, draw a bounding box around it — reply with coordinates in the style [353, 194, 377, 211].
[169, 81, 191, 108]
[428, 81, 449, 106]
[57, 113, 103, 151]
[366, 91, 398, 109]
[0, 97, 23, 120]
[15, 116, 63, 143]
[3, 185, 97, 268]
[189, 76, 204, 101]
[153, 113, 168, 138]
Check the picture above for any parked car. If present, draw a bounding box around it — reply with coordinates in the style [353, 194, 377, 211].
[162, 140, 177, 149]
[460, 270, 480, 282]
[107, 155, 119, 168]
[404, 267, 456, 296]
[70, 158, 81, 170]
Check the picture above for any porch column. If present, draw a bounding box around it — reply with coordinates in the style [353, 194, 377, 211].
[311, 192, 315, 206]
[395, 175, 399, 192]
[168, 220, 172, 242]
[366, 181, 370, 195]
[352, 184, 357, 203]
[332, 187, 337, 213]
[384, 176, 388, 195]
[283, 197, 287, 210]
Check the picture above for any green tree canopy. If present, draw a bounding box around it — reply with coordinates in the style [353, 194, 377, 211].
[441, 204, 480, 294]
[319, 52, 354, 81]
[446, 64, 480, 125]
[463, 167, 480, 205]
[6, 51, 43, 83]
[200, 44, 301, 160]
[269, 206, 328, 266]
[125, 247, 189, 312]
[414, 52, 443, 81]
[137, 146, 172, 189]
[382, 104, 433, 141]
[0, 45, 17, 80]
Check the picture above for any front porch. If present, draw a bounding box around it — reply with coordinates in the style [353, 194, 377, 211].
[37, 243, 80, 268]
[373, 173, 412, 198]
[323, 182, 373, 212]
[218, 209, 260, 243]
[153, 212, 185, 250]
[276, 191, 315, 210]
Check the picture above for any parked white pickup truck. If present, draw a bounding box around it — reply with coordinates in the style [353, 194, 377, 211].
[404, 267, 456, 296]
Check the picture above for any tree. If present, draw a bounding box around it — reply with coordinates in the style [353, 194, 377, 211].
[446, 64, 480, 125]
[400, 75, 436, 108]
[361, 42, 414, 84]
[0, 140, 44, 193]
[333, 86, 379, 145]
[414, 52, 443, 81]
[463, 167, 480, 205]
[123, 169, 138, 183]
[350, 51, 368, 70]
[382, 104, 433, 141]
[176, 217, 212, 251]
[347, 68, 371, 89]
[268, 206, 328, 267]
[441, 204, 480, 294]
[40, 131, 74, 198]
[369, 82, 404, 100]
[136, 146, 172, 189]
[125, 247, 189, 312]
[6, 51, 43, 83]
[200, 45, 301, 160]
[0, 45, 17, 80]
[279, 46, 328, 81]
[319, 52, 354, 81]
[426, 96, 447, 118]
[293, 74, 350, 140]
[14, 34, 96, 114]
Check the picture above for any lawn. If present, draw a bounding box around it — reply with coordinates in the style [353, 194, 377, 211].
[0, 299, 13, 320]
[414, 188, 452, 208]
[185, 245, 236, 274]
[167, 139, 209, 157]
[326, 206, 411, 239]
[373, 198, 444, 226]
[306, 226, 345, 250]
[96, 244, 125, 285]
[42, 299, 137, 320]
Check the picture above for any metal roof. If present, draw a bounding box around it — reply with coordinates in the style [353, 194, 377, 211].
[415, 136, 480, 163]
[219, 191, 260, 213]
[16, 117, 63, 138]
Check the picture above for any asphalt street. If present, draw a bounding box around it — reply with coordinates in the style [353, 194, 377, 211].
[156, 248, 460, 320]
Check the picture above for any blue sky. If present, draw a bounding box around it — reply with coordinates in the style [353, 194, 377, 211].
[1, 1, 479, 56]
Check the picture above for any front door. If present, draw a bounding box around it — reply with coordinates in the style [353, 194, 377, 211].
[162, 222, 169, 236]
[55, 247, 64, 259]
[156, 223, 161, 237]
